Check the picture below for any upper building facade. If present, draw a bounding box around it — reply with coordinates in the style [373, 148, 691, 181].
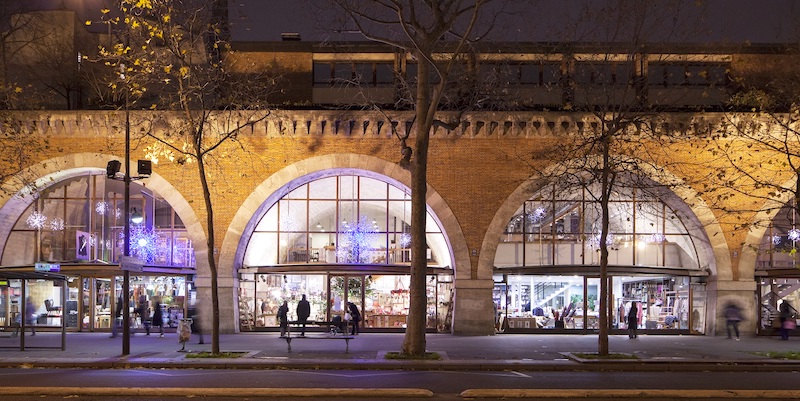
[0, 9, 798, 338]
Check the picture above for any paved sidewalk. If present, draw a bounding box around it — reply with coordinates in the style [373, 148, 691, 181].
[0, 330, 799, 371]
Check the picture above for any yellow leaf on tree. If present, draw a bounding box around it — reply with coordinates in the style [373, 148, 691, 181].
[14, 87, 22, 93]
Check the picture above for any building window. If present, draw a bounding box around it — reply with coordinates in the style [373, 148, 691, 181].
[648, 63, 730, 87]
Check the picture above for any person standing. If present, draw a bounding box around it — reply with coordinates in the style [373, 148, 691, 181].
[627, 301, 639, 339]
[347, 302, 361, 335]
[724, 302, 743, 340]
[296, 294, 311, 337]
[277, 300, 289, 337]
[779, 300, 796, 340]
[147, 297, 164, 337]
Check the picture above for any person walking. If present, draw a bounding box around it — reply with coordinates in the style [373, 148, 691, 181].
[296, 294, 310, 337]
[109, 296, 123, 338]
[779, 300, 796, 340]
[347, 302, 361, 335]
[724, 302, 743, 340]
[147, 297, 164, 337]
[14, 297, 37, 337]
[627, 301, 639, 339]
[277, 300, 289, 337]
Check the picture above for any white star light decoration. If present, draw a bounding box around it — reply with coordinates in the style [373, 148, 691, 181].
[95, 201, 108, 215]
[338, 215, 378, 264]
[49, 218, 65, 231]
[26, 211, 47, 229]
[788, 228, 800, 242]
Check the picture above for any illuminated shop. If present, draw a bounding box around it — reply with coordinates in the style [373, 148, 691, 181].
[493, 182, 708, 334]
[756, 201, 800, 335]
[238, 173, 453, 332]
[0, 171, 195, 333]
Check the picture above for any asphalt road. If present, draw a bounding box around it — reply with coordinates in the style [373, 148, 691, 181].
[1, 367, 800, 399]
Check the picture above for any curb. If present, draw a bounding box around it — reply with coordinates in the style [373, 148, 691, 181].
[1, 359, 800, 372]
[460, 389, 800, 399]
[2, 386, 434, 398]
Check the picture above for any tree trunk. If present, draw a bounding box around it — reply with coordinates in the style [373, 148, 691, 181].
[597, 135, 611, 356]
[195, 139, 220, 355]
[402, 57, 433, 356]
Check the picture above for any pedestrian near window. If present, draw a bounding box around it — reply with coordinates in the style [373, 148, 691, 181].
[347, 302, 361, 335]
[277, 300, 289, 337]
[296, 294, 310, 337]
[779, 300, 797, 340]
[724, 302, 743, 340]
[627, 301, 639, 339]
[147, 297, 164, 337]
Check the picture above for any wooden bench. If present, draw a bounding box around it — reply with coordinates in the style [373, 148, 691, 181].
[281, 320, 355, 353]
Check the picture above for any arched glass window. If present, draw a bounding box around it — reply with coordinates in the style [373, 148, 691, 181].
[496, 183, 700, 270]
[1, 172, 194, 268]
[243, 174, 451, 269]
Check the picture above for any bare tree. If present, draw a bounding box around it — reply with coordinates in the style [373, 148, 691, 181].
[89, 0, 278, 355]
[326, 0, 507, 356]
[522, 1, 713, 355]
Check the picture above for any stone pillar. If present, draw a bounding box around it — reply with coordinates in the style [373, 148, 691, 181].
[451, 278, 496, 336]
[713, 279, 757, 337]
[194, 274, 237, 334]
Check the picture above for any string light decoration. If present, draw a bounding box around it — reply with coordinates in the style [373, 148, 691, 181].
[649, 233, 665, 244]
[26, 211, 47, 229]
[337, 215, 378, 264]
[399, 232, 411, 248]
[528, 206, 547, 223]
[49, 218, 65, 231]
[95, 201, 109, 215]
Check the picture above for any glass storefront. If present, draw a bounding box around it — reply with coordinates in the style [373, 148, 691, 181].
[756, 202, 800, 335]
[74, 274, 187, 332]
[238, 272, 452, 332]
[240, 173, 454, 332]
[494, 181, 706, 334]
[494, 274, 692, 332]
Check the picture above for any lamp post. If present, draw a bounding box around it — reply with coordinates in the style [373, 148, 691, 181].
[122, 82, 131, 356]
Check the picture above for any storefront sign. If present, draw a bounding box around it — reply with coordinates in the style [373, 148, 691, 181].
[34, 262, 61, 272]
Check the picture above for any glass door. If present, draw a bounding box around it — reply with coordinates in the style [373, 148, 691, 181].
[328, 275, 364, 325]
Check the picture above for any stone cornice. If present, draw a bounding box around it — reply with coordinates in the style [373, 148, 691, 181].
[0, 110, 791, 139]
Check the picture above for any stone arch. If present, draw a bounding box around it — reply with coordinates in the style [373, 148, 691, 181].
[739, 177, 796, 281]
[220, 153, 468, 281]
[0, 153, 207, 275]
[480, 161, 725, 290]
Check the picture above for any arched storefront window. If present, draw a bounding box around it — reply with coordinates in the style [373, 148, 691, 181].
[0, 171, 195, 333]
[238, 173, 453, 332]
[2, 173, 194, 268]
[494, 182, 707, 334]
[756, 201, 800, 334]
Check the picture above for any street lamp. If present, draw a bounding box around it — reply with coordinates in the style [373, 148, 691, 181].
[106, 64, 152, 355]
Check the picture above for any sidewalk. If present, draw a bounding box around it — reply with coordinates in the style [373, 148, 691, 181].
[1, 330, 799, 371]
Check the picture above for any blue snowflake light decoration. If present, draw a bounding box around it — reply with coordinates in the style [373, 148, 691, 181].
[338, 215, 378, 264]
[124, 226, 159, 263]
[773, 235, 782, 246]
[528, 206, 547, 223]
[399, 232, 411, 248]
[26, 211, 47, 229]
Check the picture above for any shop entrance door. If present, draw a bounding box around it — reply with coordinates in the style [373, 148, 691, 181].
[328, 275, 364, 326]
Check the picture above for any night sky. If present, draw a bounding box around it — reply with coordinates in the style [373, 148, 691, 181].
[18, 0, 800, 44]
